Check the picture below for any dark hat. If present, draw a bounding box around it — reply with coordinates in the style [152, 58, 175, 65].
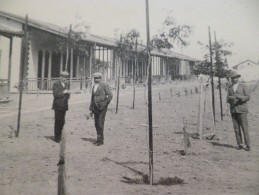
[60, 71, 69, 77]
[92, 72, 102, 78]
[230, 71, 241, 78]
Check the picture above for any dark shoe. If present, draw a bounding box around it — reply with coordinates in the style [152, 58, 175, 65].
[93, 140, 99, 145]
[95, 141, 103, 146]
[236, 145, 242, 150]
[55, 138, 60, 143]
[244, 146, 250, 151]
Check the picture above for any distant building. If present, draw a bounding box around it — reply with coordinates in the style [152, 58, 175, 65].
[0, 11, 198, 95]
[232, 60, 259, 82]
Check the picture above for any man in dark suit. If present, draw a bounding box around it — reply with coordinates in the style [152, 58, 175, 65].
[52, 71, 70, 143]
[227, 71, 250, 151]
[89, 72, 113, 146]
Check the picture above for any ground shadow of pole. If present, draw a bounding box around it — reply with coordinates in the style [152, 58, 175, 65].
[102, 157, 185, 186]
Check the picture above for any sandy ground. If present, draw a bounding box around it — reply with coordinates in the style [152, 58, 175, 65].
[0, 81, 258, 195]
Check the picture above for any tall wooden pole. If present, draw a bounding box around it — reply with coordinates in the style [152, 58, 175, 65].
[145, 0, 153, 185]
[115, 57, 120, 114]
[65, 25, 71, 71]
[8, 37, 13, 93]
[16, 15, 29, 137]
[57, 125, 67, 195]
[208, 27, 215, 122]
[132, 37, 138, 109]
[214, 32, 223, 121]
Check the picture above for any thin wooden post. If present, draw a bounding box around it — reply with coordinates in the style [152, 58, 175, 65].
[8, 37, 13, 93]
[145, 0, 153, 185]
[214, 31, 223, 121]
[208, 27, 215, 122]
[16, 15, 29, 137]
[57, 127, 67, 195]
[197, 81, 205, 139]
[132, 37, 138, 109]
[115, 53, 121, 114]
[65, 25, 71, 71]
[208, 82, 216, 132]
[69, 48, 73, 90]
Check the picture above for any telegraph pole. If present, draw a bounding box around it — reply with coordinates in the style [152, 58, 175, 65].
[145, 0, 153, 185]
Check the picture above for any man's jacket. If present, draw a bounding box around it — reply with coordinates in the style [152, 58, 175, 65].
[227, 82, 250, 113]
[90, 82, 113, 111]
[52, 80, 70, 111]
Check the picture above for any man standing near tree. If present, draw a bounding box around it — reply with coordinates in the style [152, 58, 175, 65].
[52, 71, 70, 143]
[89, 72, 113, 146]
[227, 71, 250, 151]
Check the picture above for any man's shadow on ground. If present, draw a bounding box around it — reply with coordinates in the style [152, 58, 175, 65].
[44, 136, 56, 143]
[81, 137, 96, 144]
[209, 141, 236, 149]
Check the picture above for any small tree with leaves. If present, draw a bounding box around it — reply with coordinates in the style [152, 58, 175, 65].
[125, 29, 140, 109]
[114, 34, 129, 113]
[56, 25, 89, 73]
[151, 15, 192, 50]
[192, 40, 233, 78]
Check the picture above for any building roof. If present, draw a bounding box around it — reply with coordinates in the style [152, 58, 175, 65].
[233, 59, 258, 69]
[0, 10, 117, 47]
[0, 10, 199, 61]
[0, 23, 24, 37]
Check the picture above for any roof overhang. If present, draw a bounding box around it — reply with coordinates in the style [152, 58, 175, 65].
[0, 23, 24, 38]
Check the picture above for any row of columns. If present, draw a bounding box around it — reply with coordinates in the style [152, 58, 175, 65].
[37, 45, 186, 90]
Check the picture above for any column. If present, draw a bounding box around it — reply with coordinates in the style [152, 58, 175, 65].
[60, 53, 63, 74]
[41, 51, 45, 90]
[48, 52, 52, 90]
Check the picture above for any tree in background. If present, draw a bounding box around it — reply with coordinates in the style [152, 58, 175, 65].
[113, 13, 192, 112]
[114, 29, 140, 113]
[192, 40, 233, 78]
[57, 24, 89, 72]
[125, 29, 140, 109]
[151, 15, 192, 50]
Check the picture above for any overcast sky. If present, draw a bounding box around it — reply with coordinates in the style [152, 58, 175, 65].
[1, 0, 259, 66]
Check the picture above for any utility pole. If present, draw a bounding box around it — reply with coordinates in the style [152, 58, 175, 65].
[214, 31, 223, 121]
[145, 0, 153, 185]
[208, 27, 215, 122]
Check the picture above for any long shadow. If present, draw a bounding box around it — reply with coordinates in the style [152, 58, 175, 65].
[81, 137, 96, 144]
[44, 136, 56, 143]
[210, 141, 236, 149]
[102, 157, 185, 186]
[102, 157, 148, 176]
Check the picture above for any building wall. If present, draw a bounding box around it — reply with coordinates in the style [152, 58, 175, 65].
[0, 16, 23, 92]
[234, 62, 259, 82]
[0, 36, 22, 93]
[0, 36, 9, 79]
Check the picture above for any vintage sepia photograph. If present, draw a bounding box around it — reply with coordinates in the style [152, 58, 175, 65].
[0, 0, 259, 194]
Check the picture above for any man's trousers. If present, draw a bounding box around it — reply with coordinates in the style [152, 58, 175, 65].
[54, 110, 66, 141]
[231, 113, 250, 146]
[94, 108, 107, 142]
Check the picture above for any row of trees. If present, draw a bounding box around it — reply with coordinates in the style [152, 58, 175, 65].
[55, 14, 193, 76]
[114, 16, 192, 111]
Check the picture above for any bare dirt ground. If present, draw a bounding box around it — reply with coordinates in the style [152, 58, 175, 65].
[0, 81, 258, 195]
